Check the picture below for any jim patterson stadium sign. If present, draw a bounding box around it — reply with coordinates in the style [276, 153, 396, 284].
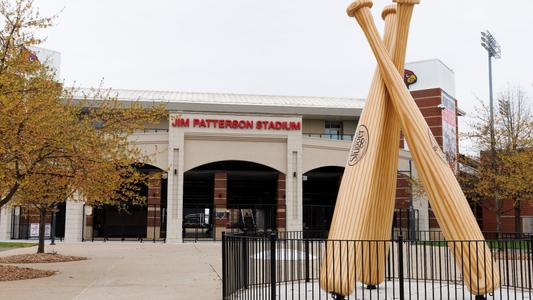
[171, 117, 301, 131]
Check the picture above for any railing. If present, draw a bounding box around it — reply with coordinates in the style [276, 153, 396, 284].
[222, 231, 533, 300]
[183, 204, 278, 242]
[10, 206, 62, 240]
[303, 133, 354, 141]
[82, 204, 165, 243]
[139, 129, 169, 133]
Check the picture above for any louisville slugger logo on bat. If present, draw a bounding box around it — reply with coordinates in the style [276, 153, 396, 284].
[344, 0, 500, 295]
[348, 124, 369, 166]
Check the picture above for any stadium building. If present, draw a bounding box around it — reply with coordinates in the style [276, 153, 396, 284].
[0, 56, 468, 243]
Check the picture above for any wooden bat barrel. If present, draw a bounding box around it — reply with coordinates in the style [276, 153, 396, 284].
[346, 0, 500, 295]
[319, 5, 402, 296]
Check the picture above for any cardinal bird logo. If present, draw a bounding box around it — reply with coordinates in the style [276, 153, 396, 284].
[404, 69, 417, 88]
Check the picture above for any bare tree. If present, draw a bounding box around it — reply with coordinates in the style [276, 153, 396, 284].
[461, 85, 532, 236]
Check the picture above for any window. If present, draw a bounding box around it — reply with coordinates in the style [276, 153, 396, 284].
[324, 121, 343, 140]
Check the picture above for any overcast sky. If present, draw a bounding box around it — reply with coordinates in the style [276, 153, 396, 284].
[36, 0, 532, 151]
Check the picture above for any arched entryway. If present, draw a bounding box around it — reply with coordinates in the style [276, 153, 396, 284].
[302, 166, 344, 235]
[87, 163, 167, 241]
[183, 160, 285, 240]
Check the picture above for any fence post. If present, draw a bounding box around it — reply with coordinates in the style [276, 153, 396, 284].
[222, 232, 227, 300]
[305, 239, 310, 282]
[526, 234, 533, 289]
[243, 234, 249, 289]
[270, 232, 277, 300]
[397, 234, 405, 300]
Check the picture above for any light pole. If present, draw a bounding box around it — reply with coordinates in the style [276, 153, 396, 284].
[480, 30, 501, 234]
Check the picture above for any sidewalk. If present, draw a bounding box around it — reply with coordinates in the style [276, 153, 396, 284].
[0, 242, 221, 300]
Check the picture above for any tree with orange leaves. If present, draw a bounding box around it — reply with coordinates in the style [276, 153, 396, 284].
[0, 0, 166, 253]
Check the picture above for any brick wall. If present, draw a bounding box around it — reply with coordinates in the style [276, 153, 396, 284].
[481, 199, 533, 233]
[214, 172, 227, 240]
[395, 88, 456, 230]
[395, 174, 411, 210]
[276, 173, 286, 230]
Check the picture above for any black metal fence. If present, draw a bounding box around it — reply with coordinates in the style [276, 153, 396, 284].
[182, 203, 214, 241]
[183, 204, 278, 242]
[82, 204, 165, 243]
[222, 232, 533, 300]
[10, 206, 63, 240]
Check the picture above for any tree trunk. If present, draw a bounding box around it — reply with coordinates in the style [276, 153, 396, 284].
[0, 183, 20, 209]
[37, 208, 47, 254]
[515, 201, 522, 238]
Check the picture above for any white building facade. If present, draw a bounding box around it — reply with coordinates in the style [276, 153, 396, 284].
[0, 59, 462, 243]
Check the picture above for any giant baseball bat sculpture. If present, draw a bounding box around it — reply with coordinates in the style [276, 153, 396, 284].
[319, 2, 417, 295]
[344, 0, 499, 295]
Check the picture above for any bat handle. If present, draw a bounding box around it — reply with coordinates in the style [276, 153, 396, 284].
[346, 1, 402, 96]
[347, 0, 372, 18]
[381, 4, 397, 21]
[392, 0, 420, 73]
[393, 0, 420, 4]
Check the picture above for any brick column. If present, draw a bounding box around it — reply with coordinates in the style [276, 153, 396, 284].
[214, 172, 227, 240]
[395, 175, 411, 210]
[276, 173, 286, 231]
[146, 176, 161, 240]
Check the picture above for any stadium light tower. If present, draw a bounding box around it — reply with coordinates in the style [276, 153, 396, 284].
[481, 30, 501, 233]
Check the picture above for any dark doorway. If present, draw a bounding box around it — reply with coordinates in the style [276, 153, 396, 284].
[54, 203, 66, 239]
[227, 170, 277, 232]
[160, 177, 168, 239]
[89, 164, 167, 241]
[92, 202, 147, 238]
[303, 166, 344, 233]
[183, 171, 214, 240]
[183, 161, 279, 240]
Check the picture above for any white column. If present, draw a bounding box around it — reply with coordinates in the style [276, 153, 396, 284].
[285, 134, 303, 231]
[0, 206, 12, 240]
[166, 130, 185, 243]
[64, 200, 84, 242]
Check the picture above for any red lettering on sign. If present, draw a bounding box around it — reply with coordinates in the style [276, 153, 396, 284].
[290, 122, 301, 130]
[171, 118, 190, 127]
[175, 117, 300, 131]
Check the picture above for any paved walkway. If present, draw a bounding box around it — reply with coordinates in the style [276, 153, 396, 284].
[0, 242, 221, 300]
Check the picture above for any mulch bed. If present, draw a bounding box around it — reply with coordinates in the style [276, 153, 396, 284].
[0, 265, 56, 281]
[0, 253, 87, 264]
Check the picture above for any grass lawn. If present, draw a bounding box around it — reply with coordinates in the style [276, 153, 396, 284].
[0, 242, 37, 248]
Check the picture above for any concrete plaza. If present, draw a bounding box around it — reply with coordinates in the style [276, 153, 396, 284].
[0, 242, 221, 300]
